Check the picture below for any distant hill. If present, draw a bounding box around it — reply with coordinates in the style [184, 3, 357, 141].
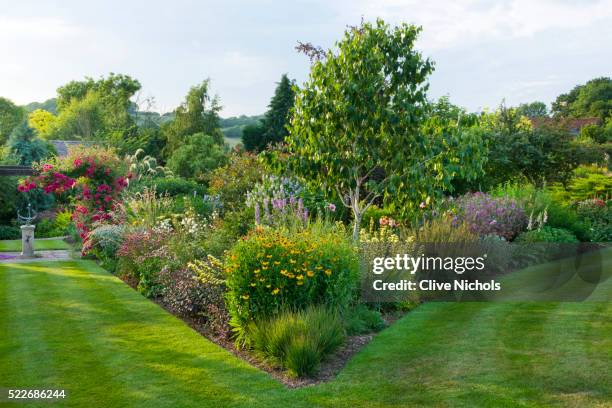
[220, 114, 263, 141]
[24, 98, 57, 114]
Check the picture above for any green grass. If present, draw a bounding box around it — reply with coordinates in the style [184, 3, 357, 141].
[0, 259, 610, 407]
[0, 238, 70, 252]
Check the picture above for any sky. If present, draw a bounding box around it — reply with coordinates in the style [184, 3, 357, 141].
[1, 0, 611, 117]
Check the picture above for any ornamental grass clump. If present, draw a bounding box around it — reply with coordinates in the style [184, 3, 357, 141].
[456, 192, 527, 240]
[225, 224, 359, 346]
[248, 306, 345, 377]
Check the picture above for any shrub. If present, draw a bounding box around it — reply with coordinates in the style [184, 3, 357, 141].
[414, 214, 478, 244]
[515, 226, 579, 243]
[344, 304, 386, 335]
[159, 257, 229, 337]
[208, 153, 264, 212]
[83, 224, 125, 272]
[456, 192, 527, 240]
[116, 229, 169, 297]
[18, 146, 129, 245]
[248, 306, 345, 377]
[577, 199, 611, 242]
[225, 224, 359, 346]
[35, 210, 72, 238]
[0, 225, 20, 240]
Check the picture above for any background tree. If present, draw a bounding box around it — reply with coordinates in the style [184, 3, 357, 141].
[552, 77, 612, 120]
[28, 109, 57, 138]
[48, 74, 141, 151]
[516, 101, 548, 118]
[242, 75, 295, 152]
[166, 133, 227, 181]
[6, 122, 54, 165]
[241, 122, 265, 151]
[162, 80, 223, 158]
[286, 19, 485, 239]
[0, 97, 25, 145]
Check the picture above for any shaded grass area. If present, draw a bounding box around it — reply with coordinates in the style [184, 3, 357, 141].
[0, 260, 610, 407]
[0, 239, 70, 252]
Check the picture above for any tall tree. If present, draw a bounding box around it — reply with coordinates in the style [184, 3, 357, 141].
[0, 97, 25, 145]
[242, 75, 295, 152]
[516, 101, 548, 118]
[286, 19, 485, 239]
[162, 79, 223, 157]
[7, 122, 53, 165]
[49, 73, 141, 144]
[552, 77, 612, 120]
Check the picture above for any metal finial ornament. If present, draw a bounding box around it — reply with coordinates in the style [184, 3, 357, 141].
[17, 203, 37, 226]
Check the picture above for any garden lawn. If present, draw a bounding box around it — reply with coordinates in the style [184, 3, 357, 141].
[1, 259, 610, 408]
[0, 239, 70, 252]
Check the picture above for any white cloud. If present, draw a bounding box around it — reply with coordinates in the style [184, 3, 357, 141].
[332, 0, 612, 50]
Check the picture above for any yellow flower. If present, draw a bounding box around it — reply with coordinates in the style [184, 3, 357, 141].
[266, 284, 271, 288]
[296, 281, 304, 286]
[262, 266, 269, 270]
[325, 269, 332, 276]
[241, 294, 250, 300]
[273, 261, 280, 265]
[288, 273, 295, 279]
[296, 274, 304, 280]
[315, 265, 323, 270]
[280, 269, 288, 276]
[272, 288, 280, 295]
[307, 270, 314, 278]
[254, 269, 261, 274]
[250, 283, 256, 287]
[266, 254, 272, 258]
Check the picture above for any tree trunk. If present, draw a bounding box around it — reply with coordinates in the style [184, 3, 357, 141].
[352, 209, 362, 242]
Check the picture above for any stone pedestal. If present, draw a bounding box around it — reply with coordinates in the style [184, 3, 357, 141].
[21, 225, 36, 258]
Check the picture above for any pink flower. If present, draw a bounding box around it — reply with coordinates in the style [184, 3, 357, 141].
[42, 164, 53, 171]
[74, 158, 83, 167]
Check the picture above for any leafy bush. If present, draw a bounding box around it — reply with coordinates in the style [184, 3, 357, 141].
[515, 226, 579, 243]
[208, 153, 264, 212]
[159, 257, 229, 337]
[225, 224, 359, 345]
[167, 133, 228, 181]
[0, 225, 20, 240]
[550, 165, 612, 202]
[577, 199, 611, 241]
[456, 192, 527, 240]
[116, 229, 169, 297]
[414, 214, 478, 244]
[248, 306, 345, 377]
[36, 210, 72, 238]
[344, 304, 386, 335]
[83, 224, 125, 272]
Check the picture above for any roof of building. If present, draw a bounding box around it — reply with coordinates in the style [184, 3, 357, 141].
[49, 140, 96, 157]
[529, 117, 602, 132]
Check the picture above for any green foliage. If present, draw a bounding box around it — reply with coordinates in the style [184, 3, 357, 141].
[344, 304, 386, 335]
[0, 97, 25, 145]
[6, 122, 54, 165]
[50, 74, 141, 144]
[28, 109, 56, 139]
[552, 77, 612, 120]
[162, 80, 223, 157]
[0, 225, 20, 240]
[551, 165, 612, 202]
[579, 124, 607, 144]
[85, 224, 125, 272]
[576, 199, 611, 242]
[478, 106, 581, 188]
[286, 19, 484, 239]
[516, 101, 548, 118]
[35, 210, 72, 238]
[167, 133, 227, 181]
[241, 123, 265, 152]
[515, 226, 579, 243]
[242, 75, 295, 152]
[225, 225, 359, 346]
[248, 306, 345, 377]
[208, 152, 264, 212]
[415, 215, 479, 244]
